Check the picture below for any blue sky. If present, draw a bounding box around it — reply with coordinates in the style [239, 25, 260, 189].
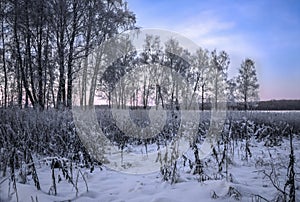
[127, 0, 300, 100]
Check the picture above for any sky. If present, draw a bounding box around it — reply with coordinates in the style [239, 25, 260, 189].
[126, 0, 300, 101]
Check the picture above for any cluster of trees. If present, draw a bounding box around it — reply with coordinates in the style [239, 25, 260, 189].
[256, 100, 300, 111]
[0, 0, 136, 109]
[92, 34, 260, 111]
[0, 0, 259, 111]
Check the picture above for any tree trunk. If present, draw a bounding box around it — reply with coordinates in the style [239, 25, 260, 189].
[43, 28, 50, 108]
[56, 12, 66, 109]
[80, 6, 93, 108]
[201, 84, 205, 111]
[88, 50, 103, 107]
[37, 8, 44, 109]
[66, 0, 80, 109]
[13, 7, 36, 107]
[25, 1, 38, 105]
[1, 18, 7, 108]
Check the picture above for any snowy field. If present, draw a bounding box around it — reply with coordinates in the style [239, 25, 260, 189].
[0, 110, 299, 202]
[1, 136, 299, 202]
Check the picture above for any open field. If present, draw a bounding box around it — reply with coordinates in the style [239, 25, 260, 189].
[0, 108, 299, 201]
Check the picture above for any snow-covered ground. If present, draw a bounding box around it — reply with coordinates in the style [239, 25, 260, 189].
[1, 166, 234, 202]
[1, 137, 299, 202]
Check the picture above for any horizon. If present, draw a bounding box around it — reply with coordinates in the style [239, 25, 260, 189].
[127, 0, 300, 101]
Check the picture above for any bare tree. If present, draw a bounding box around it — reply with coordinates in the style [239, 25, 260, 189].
[227, 78, 237, 109]
[0, 0, 8, 108]
[192, 48, 210, 111]
[78, 0, 136, 108]
[236, 58, 259, 110]
[164, 38, 191, 108]
[138, 34, 163, 108]
[209, 50, 229, 109]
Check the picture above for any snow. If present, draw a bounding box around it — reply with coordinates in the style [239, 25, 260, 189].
[1, 135, 299, 202]
[0, 166, 232, 202]
[1, 108, 300, 202]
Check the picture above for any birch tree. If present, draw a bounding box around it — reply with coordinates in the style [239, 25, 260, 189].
[236, 58, 259, 110]
[192, 48, 210, 111]
[209, 50, 229, 109]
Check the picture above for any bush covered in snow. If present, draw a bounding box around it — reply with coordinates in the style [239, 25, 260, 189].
[0, 108, 299, 201]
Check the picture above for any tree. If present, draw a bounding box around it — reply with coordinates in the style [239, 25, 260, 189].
[0, 0, 8, 108]
[96, 33, 136, 108]
[84, 0, 136, 108]
[209, 50, 229, 109]
[236, 58, 259, 110]
[0, 0, 136, 109]
[164, 38, 191, 108]
[227, 78, 237, 109]
[192, 48, 210, 111]
[139, 34, 163, 108]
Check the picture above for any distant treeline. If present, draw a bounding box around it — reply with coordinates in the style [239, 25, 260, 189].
[255, 100, 300, 111]
[222, 99, 300, 111]
[95, 99, 300, 111]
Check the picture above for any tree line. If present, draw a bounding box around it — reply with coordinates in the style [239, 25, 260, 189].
[0, 0, 259, 111]
[0, 0, 135, 109]
[89, 34, 259, 111]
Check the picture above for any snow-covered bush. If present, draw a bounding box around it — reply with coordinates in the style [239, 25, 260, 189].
[0, 108, 93, 177]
